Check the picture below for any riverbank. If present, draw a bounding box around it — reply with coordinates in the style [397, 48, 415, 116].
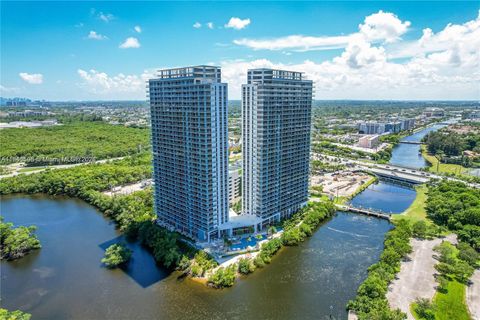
[391, 184, 428, 224]
[421, 145, 469, 175]
[192, 201, 336, 288]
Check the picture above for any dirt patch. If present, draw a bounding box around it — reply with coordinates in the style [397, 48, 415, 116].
[311, 171, 372, 198]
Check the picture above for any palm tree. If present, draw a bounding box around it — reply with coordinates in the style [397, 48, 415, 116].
[435, 150, 445, 172]
[268, 226, 277, 237]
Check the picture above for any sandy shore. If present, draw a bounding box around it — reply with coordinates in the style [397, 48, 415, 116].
[386, 234, 457, 319]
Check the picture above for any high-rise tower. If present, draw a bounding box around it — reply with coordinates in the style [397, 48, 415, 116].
[148, 66, 229, 241]
[242, 69, 313, 225]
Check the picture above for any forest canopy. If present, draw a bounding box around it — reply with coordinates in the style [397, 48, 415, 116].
[0, 122, 150, 165]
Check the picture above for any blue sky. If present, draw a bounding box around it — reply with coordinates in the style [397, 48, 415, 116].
[1, 1, 479, 100]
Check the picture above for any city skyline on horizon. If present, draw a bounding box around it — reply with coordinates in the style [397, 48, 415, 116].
[1, 1, 479, 101]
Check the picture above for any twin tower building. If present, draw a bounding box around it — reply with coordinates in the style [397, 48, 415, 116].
[148, 66, 313, 242]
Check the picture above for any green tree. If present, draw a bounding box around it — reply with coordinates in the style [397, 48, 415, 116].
[267, 225, 277, 236]
[453, 260, 474, 284]
[208, 265, 236, 288]
[0, 308, 31, 320]
[412, 221, 428, 239]
[238, 258, 255, 275]
[457, 242, 479, 267]
[101, 243, 132, 268]
[0, 218, 41, 261]
[413, 298, 435, 320]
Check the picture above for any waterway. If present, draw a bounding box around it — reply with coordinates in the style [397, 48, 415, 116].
[349, 124, 444, 213]
[1, 195, 389, 320]
[389, 123, 445, 169]
[0, 124, 445, 319]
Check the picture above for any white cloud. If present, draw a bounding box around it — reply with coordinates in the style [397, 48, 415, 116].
[99, 12, 114, 22]
[221, 12, 480, 100]
[0, 85, 20, 94]
[225, 17, 251, 30]
[19, 72, 43, 84]
[233, 11, 408, 51]
[119, 37, 140, 49]
[193, 22, 202, 29]
[77, 69, 154, 97]
[334, 36, 386, 69]
[234, 34, 351, 51]
[359, 10, 410, 43]
[388, 10, 480, 59]
[207, 22, 214, 29]
[87, 30, 107, 40]
[134, 25, 142, 33]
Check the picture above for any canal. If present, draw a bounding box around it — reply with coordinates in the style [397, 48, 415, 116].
[350, 123, 445, 212]
[389, 123, 445, 169]
[0, 125, 442, 319]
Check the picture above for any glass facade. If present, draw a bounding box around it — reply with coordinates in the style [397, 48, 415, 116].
[148, 66, 229, 241]
[242, 69, 313, 225]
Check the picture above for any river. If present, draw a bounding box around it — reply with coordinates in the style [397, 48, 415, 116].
[389, 123, 445, 169]
[0, 125, 443, 320]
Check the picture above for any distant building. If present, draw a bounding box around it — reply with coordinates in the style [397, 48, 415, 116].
[358, 135, 380, 149]
[400, 118, 415, 131]
[8, 110, 49, 117]
[228, 169, 241, 203]
[0, 119, 58, 129]
[148, 66, 229, 242]
[384, 122, 401, 133]
[242, 68, 313, 226]
[424, 108, 445, 118]
[462, 110, 480, 120]
[358, 121, 402, 134]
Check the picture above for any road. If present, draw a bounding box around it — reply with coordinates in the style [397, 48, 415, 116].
[0, 156, 126, 180]
[313, 153, 480, 189]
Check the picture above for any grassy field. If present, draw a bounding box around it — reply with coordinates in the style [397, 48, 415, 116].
[392, 184, 429, 224]
[433, 280, 471, 320]
[421, 146, 468, 175]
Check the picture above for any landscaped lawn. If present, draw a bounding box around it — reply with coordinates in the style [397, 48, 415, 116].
[421, 146, 468, 175]
[392, 184, 429, 224]
[433, 280, 471, 320]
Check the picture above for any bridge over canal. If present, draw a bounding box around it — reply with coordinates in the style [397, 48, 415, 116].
[335, 204, 391, 221]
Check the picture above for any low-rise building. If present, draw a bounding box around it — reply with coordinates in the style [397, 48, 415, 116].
[358, 135, 380, 149]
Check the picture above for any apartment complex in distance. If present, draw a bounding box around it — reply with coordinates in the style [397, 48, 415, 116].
[242, 69, 313, 226]
[148, 66, 229, 242]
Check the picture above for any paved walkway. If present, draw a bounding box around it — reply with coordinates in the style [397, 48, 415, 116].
[387, 234, 457, 320]
[468, 269, 480, 320]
